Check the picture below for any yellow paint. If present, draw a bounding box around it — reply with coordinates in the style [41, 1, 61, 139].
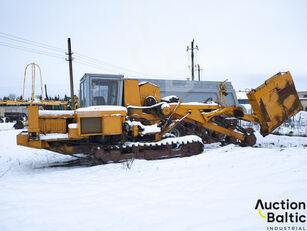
[28, 106, 39, 133]
[68, 128, 79, 139]
[124, 80, 141, 106]
[0, 100, 68, 107]
[39, 118, 67, 134]
[17, 133, 42, 149]
[132, 125, 139, 137]
[23, 62, 43, 102]
[128, 112, 160, 125]
[161, 105, 171, 116]
[76, 109, 126, 136]
[216, 79, 228, 106]
[139, 82, 161, 105]
[102, 115, 122, 135]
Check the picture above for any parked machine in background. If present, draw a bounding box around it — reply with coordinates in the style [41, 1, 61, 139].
[17, 72, 302, 164]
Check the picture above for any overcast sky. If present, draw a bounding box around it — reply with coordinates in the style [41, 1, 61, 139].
[0, 0, 306, 98]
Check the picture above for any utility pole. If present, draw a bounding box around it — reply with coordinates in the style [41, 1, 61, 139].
[197, 64, 203, 81]
[66, 38, 74, 110]
[187, 39, 198, 81]
[44, 84, 48, 100]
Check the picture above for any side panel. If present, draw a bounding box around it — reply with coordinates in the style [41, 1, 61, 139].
[17, 133, 42, 149]
[247, 72, 302, 136]
[102, 116, 122, 134]
[39, 118, 67, 133]
[76, 108, 127, 136]
[123, 80, 141, 106]
[139, 83, 161, 105]
[28, 106, 39, 133]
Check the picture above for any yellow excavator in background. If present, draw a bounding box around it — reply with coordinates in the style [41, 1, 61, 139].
[17, 71, 302, 164]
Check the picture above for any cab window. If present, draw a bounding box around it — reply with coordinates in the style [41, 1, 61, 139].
[91, 79, 118, 105]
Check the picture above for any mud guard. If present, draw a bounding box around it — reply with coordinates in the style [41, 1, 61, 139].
[247, 72, 302, 136]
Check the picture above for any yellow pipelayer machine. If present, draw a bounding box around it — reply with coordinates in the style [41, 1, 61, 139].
[17, 72, 302, 164]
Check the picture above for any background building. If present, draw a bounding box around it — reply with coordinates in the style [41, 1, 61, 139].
[298, 91, 307, 111]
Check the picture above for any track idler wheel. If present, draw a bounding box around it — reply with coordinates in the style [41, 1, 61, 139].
[14, 120, 24, 129]
[244, 134, 256, 146]
[92, 148, 122, 164]
[225, 136, 237, 144]
[144, 96, 157, 106]
[181, 142, 204, 157]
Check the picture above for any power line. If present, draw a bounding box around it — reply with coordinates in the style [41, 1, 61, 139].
[0, 39, 137, 75]
[74, 56, 130, 73]
[74, 60, 118, 73]
[0, 31, 180, 79]
[74, 52, 164, 78]
[0, 32, 65, 53]
[74, 59, 148, 78]
[0, 40, 125, 74]
[0, 42, 65, 59]
[0, 31, 160, 76]
[74, 56, 161, 78]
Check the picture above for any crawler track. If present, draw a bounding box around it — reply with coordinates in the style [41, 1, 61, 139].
[90, 135, 204, 164]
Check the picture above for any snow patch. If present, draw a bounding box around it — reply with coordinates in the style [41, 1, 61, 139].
[123, 135, 202, 147]
[138, 81, 158, 87]
[170, 102, 218, 106]
[161, 102, 170, 110]
[240, 104, 252, 114]
[39, 110, 74, 116]
[0, 123, 15, 131]
[161, 95, 179, 101]
[126, 120, 161, 134]
[241, 111, 307, 137]
[40, 133, 69, 140]
[68, 123, 77, 129]
[76, 105, 127, 112]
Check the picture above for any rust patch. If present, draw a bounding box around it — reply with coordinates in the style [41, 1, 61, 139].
[91, 141, 204, 164]
[259, 99, 271, 122]
[276, 80, 293, 104]
[274, 115, 281, 125]
[254, 117, 260, 123]
[275, 79, 301, 120]
[278, 90, 301, 118]
[288, 97, 301, 114]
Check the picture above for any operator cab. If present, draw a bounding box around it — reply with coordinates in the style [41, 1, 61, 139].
[79, 74, 124, 107]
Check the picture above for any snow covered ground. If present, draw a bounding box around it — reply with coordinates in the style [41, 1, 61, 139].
[273, 111, 307, 136]
[241, 111, 307, 137]
[0, 123, 307, 231]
